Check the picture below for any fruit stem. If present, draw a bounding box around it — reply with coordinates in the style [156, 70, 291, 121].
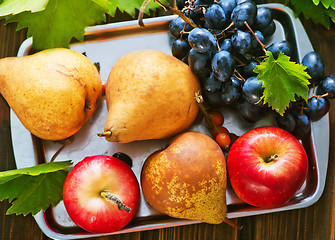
[265, 154, 279, 163]
[244, 21, 266, 54]
[97, 131, 112, 137]
[223, 218, 243, 230]
[50, 139, 71, 162]
[100, 190, 132, 213]
[195, 91, 221, 134]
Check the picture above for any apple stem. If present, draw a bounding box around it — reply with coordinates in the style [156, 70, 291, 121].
[100, 190, 132, 213]
[265, 154, 279, 163]
[223, 218, 243, 230]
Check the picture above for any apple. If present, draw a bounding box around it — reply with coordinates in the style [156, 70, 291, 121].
[62, 155, 140, 233]
[227, 126, 308, 208]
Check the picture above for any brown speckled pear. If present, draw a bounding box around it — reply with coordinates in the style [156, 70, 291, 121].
[0, 48, 102, 140]
[141, 131, 227, 224]
[100, 49, 200, 143]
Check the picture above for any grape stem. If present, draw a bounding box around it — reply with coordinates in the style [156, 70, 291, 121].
[195, 91, 221, 134]
[244, 21, 266, 54]
[139, 0, 197, 28]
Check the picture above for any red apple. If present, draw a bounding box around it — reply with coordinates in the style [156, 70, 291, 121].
[62, 155, 140, 233]
[227, 126, 308, 208]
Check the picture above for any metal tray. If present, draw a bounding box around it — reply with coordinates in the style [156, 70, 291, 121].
[11, 3, 330, 240]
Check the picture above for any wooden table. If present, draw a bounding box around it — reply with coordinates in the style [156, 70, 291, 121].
[1, 1, 334, 239]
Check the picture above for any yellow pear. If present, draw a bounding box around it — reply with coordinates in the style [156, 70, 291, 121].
[0, 48, 102, 140]
[141, 131, 227, 224]
[99, 49, 200, 143]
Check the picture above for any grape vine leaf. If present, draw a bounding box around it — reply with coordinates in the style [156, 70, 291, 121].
[286, 0, 335, 29]
[93, 0, 166, 18]
[254, 51, 310, 116]
[0, 0, 48, 16]
[5, 0, 107, 51]
[0, 160, 72, 216]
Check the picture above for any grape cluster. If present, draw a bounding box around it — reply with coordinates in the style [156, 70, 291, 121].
[169, 0, 333, 140]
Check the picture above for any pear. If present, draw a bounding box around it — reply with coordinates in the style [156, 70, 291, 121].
[0, 48, 102, 140]
[98, 49, 200, 143]
[141, 131, 227, 224]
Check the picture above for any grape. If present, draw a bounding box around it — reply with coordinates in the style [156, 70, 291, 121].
[237, 99, 265, 123]
[211, 50, 235, 81]
[188, 48, 212, 79]
[171, 39, 191, 60]
[305, 96, 330, 121]
[219, 38, 233, 52]
[221, 77, 242, 104]
[169, 17, 188, 39]
[112, 152, 133, 168]
[230, 1, 257, 28]
[204, 3, 227, 29]
[316, 74, 335, 99]
[261, 20, 276, 38]
[267, 40, 292, 59]
[275, 112, 296, 132]
[242, 76, 264, 106]
[202, 89, 225, 107]
[231, 30, 253, 55]
[302, 51, 326, 83]
[188, 28, 217, 53]
[251, 30, 264, 54]
[218, 0, 237, 19]
[255, 7, 273, 29]
[177, 0, 185, 10]
[292, 113, 311, 139]
[204, 72, 223, 92]
[242, 61, 257, 77]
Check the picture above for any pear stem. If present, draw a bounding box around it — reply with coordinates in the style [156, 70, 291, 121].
[224, 218, 243, 230]
[97, 131, 112, 137]
[100, 190, 132, 213]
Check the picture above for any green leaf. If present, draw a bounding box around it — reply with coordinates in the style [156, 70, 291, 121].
[254, 51, 310, 116]
[287, 0, 334, 29]
[0, 161, 72, 216]
[101, 0, 166, 18]
[5, 0, 107, 51]
[0, 0, 48, 16]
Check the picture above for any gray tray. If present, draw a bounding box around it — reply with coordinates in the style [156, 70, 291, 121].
[11, 3, 330, 240]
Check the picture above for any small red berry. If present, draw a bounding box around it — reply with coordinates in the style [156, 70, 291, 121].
[216, 132, 231, 148]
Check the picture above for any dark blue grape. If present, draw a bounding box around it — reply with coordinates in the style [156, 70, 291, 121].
[188, 28, 217, 53]
[231, 30, 253, 55]
[177, 0, 185, 9]
[316, 74, 335, 99]
[188, 48, 212, 79]
[211, 50, 235, 81]
[219, 38, 233, 52]
[256, 7, 273, 29]
[230, 1, 257, 28]
[169, 17, 187, 39]
[261, 20, 276, 38]
[204, 3, 227, 29]
[292, 113, 311, 139]
[204, 72, 223, 92]
[202, 89, 225, 107]
[221, 77, 242, 104]
[218, 0, 237, 19]
[171, 39, 191, 59]
[305, 96, 330, 121]
[251, 30, 264, 49]
[275, 112, 296, 132]
[112, 152, 133, 168]
[267, 40, 292, 59]
[242, 61, 257, 77]
[242, 76, 265, 106]
[237, 99, 265, 123]
[302, 51, 326, 83]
